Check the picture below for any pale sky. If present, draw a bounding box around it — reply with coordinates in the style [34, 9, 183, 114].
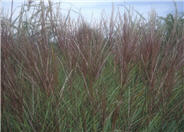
[1, 0, 184, 2]
[1, 0, 184, 22]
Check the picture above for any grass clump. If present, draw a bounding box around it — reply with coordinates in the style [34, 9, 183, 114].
[1, 1, 184, 132]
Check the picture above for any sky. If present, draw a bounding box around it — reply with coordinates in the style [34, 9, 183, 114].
[1, 0, 184, 22]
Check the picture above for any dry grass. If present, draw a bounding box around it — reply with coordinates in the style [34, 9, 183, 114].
[1, 1, 184, 131]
